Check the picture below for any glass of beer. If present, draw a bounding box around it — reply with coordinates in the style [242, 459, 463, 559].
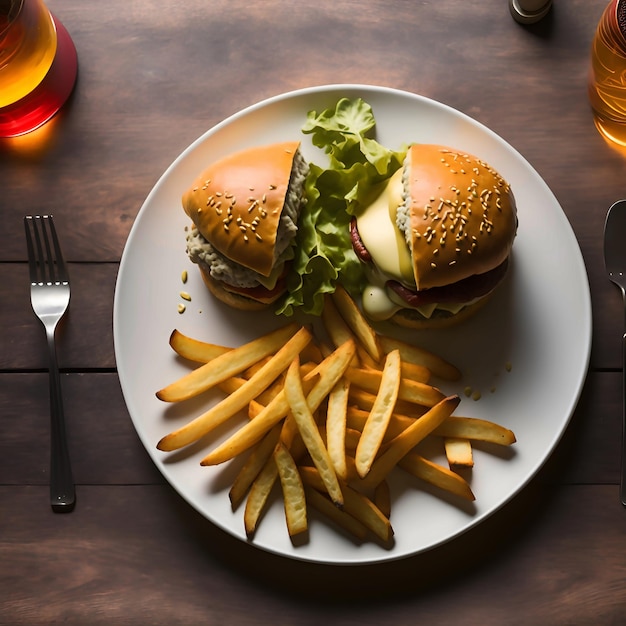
[0, 0, 78, 137]
[589, 0, 626, 147]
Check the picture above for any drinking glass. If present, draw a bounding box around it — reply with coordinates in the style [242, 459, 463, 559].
[0, 0, 77, 137]
[589, 0, 626, 147]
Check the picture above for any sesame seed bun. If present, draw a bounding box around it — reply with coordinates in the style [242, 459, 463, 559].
[183, 141, 302, 278]
[403, 144, 517, 291]
[353, 143, 517, 327]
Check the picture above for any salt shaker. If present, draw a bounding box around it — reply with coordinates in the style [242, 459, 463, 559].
[509, 0, 552, 24]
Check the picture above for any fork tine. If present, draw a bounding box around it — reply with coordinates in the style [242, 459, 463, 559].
[24, 216, 38, 284]
[46, 216, 69, 284]
[24, 215, 69, 285]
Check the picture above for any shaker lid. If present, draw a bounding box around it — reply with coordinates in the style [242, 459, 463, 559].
[509, 0, 552, 25]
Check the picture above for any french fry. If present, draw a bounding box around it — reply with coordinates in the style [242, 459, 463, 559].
[285, 357, 344, 507]
[156, 323, 301, 402]
[155, 292, 518, 545]
[241, 356, 273, 379]
[400, 361, 431, 384]
[201, 341, 355, 466]
[398, 452, 475, 501]
[444, 438, 474, 468]
[347, 362, 430, 387]
[203, 378, 315, 465]
[433, 416, 516, 445]
[379, 335, 462, 381]
[157, 326, 312, 451]
[346, 366, 445, 407]
[216, 376, 247, 395]
[374, 480, 392, 519]
[304, 485, 368, 541]
[359, 395, 461, 490]
[356, 345, 382, 370]
[244, 456, 279, 538]
[299, 467, 392, 542]
[321, 295, 360, 366]
[355, 349, 401, 478]
[300, 341, 324, 365]
[169, 329, 231, 363]
[346, 406, 415, 441]
[341, 485, 393, 542]
[274, 442, 308, 537]
[348, 387, 380, 412]
[348, 388, 425, 417]
[331, 284, 382, 362]
[229, 423, 282, 510]
[326, 378, 350, 480]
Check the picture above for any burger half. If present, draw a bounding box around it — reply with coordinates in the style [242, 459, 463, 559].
[350, 144, 518, 328]
[183, 142, 309, 310]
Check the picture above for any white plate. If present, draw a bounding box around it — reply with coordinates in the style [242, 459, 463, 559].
[113, 84, 592, 565]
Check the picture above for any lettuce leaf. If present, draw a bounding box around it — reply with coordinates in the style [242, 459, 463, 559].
[277, 98, 406, 316]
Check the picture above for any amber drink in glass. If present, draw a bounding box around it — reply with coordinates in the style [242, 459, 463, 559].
[0, 0, 77, 137]
[589, 0, 626, 147]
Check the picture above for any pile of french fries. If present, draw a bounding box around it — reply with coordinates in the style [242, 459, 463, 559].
[155, 285, 516, 544]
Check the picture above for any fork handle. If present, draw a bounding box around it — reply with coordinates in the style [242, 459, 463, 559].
[47, 329, 75, 513]
[622, 333, 626, 507]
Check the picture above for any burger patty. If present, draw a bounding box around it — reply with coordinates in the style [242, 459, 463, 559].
[386, 260, 508, 306]
[350, 217, 508, 307]
[186, 150, 309, 289]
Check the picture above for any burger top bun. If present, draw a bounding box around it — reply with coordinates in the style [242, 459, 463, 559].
[182, 141, 301, 278]
[403, 144, 517, 291]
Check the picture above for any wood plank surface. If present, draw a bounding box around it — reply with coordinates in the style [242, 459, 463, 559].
[1, 484, 624, 625]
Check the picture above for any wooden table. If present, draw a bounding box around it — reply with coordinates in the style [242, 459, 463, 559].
[2, 1, 625, 623]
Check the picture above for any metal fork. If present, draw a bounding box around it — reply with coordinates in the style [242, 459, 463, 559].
[24, 215, 75, 513]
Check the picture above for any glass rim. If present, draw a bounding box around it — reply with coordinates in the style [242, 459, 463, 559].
[619, 0, 626, 41]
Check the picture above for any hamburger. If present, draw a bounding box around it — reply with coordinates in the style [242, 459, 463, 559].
[182, 142, 309, 310]
[350, 144, 517, 328]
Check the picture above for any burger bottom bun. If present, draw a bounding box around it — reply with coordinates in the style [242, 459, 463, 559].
[200, 267, 277, 312]
[390, 292, 493, 330]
